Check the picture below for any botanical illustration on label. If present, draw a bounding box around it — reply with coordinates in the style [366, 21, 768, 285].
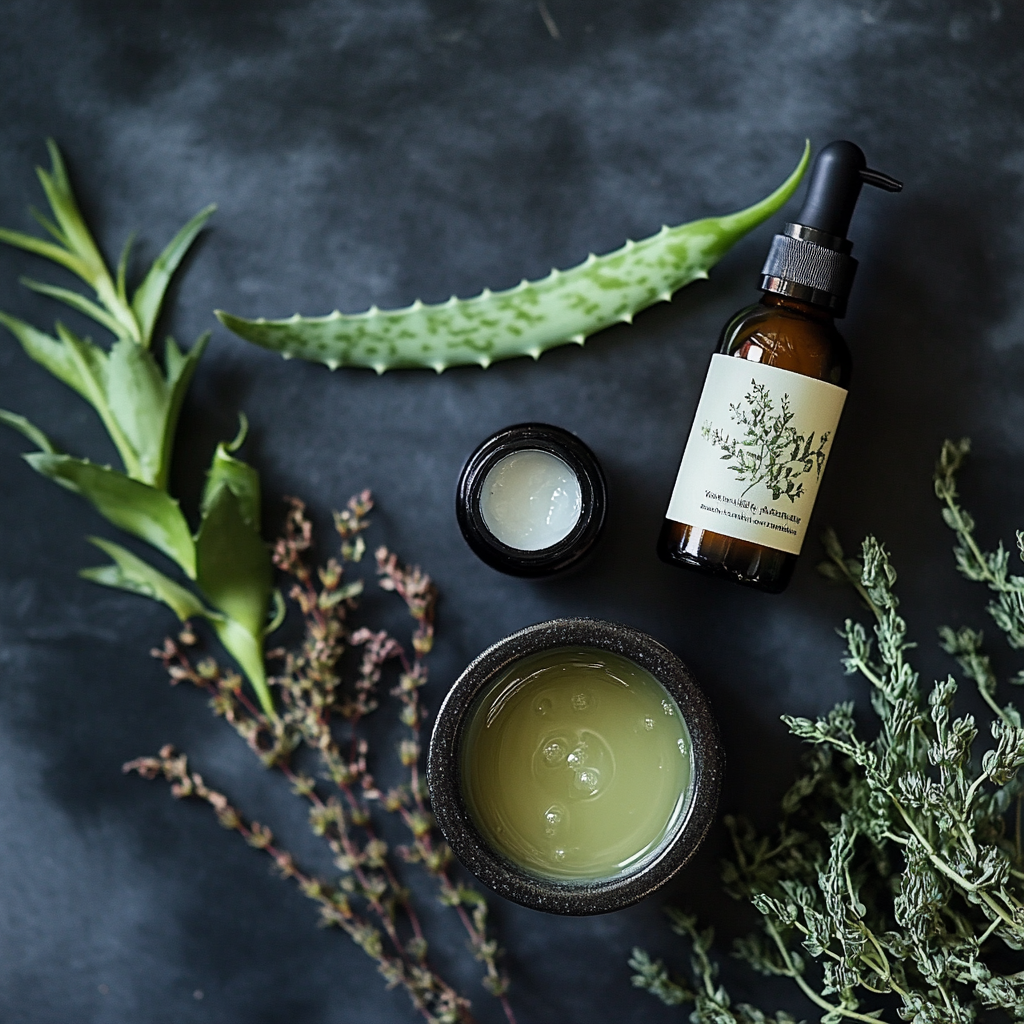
[666, 354, 847, 555]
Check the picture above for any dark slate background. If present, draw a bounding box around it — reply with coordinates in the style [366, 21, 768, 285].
[2, 1, 1023, 1021]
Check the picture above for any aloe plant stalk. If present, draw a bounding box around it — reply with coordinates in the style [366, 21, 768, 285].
[0, 141, 279, 719]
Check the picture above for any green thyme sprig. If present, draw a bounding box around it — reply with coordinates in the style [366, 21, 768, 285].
[631, 439, 1024, 1023]
[630, 910, 800, 1024]
[129, 496, 514, 1024]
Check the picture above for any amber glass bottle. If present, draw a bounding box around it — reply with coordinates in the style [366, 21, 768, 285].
[658, 141, 901, 593]
[657, 293, 850, 592]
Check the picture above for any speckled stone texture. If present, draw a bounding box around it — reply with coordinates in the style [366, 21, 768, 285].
[1, 2, 1023, 1022]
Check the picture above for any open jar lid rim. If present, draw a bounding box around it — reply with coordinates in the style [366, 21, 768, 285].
[455, 423, 607, 577]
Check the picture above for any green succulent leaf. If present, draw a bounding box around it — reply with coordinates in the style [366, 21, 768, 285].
[19, 275, 133, 343]
[195, 481, 271, 636]
[105, 337, 172, 481]
[23, 452, 195, 577]
[158, 332, 209, 489]
[0, 409, 59, 454]
[81, 537, 214, 622]
[131, 204, 216, 348]
[209, 615, 274, 720]
[193, 436, 275, 719]
[200, 414, 261, 531]
[0, 315, 209, 489]
[48, 322, 147, 480]
[0, 224, 93, 283]
[216, 143, 810, 373]
[193, 449, 274, 718]
[0, 142, 215, 356]
[30, 140, 139, 341]
[0, 143, 271, 721]
[0, 311, 93, 400]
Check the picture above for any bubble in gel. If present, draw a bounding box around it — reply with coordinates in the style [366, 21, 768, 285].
[661, 699, 675, 716]
[553, 848, 566, 861]
[535, 698, 552, 716]
[644, 717, 655, 731]
[543, 805, 564, 836]
[542, 740, 566, 766]
[566, 744, 587, 768]
[571, 691, 591, 711]
[573, 768, 601, 796]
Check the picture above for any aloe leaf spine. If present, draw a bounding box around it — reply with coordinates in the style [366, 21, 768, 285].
[216, 143, 810, 373]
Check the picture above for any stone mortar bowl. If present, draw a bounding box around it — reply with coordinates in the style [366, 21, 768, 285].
[426, 617, 725, 915]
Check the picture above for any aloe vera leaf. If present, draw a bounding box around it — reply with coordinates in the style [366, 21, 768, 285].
[200, 415, 260, 530]
[194, 480, 274, 717]
[216, 143, 809, 373]
[104, 336, 171, 487]
[131, 204, 216, 348]
[23, 453, 196, 577]
[54, 323, 144, 480]
[210, 615, 275, 720]
[32, 141, 140, 343]
[28, 205, 68, 245]
[0, 311, 91, 397]
[19, 276, 133, 342]
[194, 483, 271, 636]
[157, 333, 210, 492]
[81, 537, 214, 622]
[115, 232, 135, 307]
[0, 409, 59, 454]
[0, 225, 93, 282]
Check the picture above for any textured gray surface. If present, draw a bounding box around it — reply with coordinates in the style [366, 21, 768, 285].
[1, 1, 1024, 1021]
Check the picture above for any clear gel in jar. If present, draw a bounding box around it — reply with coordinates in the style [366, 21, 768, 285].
[479, 449, 582, 551]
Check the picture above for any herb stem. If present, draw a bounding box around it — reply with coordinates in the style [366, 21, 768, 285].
[860, 928, 902, 995]
[953, 814, 979, 861]
[1016, 794, 1022, 860]
[977, 915, 1001, 946]
[964, 772, 989, 810]
[892, 798, 1020, 929]
[943, 493, 993, 586]
[763, 919, 888, 1024]
[848, 655, 889, 695]
[978, 682, 1013, 728]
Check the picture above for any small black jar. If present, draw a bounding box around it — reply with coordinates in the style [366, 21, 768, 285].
[426, 618, 724, 916]
[456, 423, 606, 577]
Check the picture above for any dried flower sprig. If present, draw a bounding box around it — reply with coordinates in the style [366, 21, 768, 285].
[0, 144, 511, 1022]
[631, 440, 1024, 1023]
[128, 495, 515, 1024]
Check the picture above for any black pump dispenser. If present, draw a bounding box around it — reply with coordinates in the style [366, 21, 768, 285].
[760, 140, 902, 316]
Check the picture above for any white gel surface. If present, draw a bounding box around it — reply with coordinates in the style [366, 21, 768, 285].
[480, 449, 582, 551]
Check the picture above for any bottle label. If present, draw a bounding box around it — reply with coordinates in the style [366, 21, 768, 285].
[665, 354, 847, 555]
